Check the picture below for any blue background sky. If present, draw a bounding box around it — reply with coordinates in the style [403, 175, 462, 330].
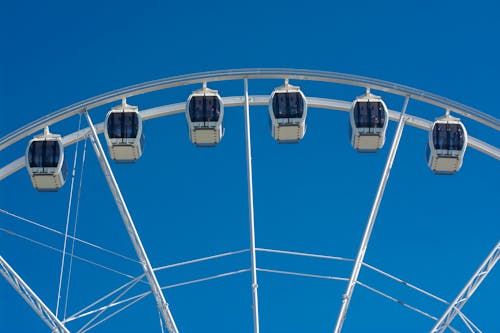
[1, 1, 499, 332]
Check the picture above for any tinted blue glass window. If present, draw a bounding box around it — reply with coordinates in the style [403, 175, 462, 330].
[353, 101, 385, 128]
[432, 123, 465, 150]
[272, 92, 304, 119]
[107, 112, 139, 138]
[189, 96, 221, 122]
[28, 140, 60, 168]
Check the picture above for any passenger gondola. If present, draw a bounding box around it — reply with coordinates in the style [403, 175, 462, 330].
[185, 86, 224, 146]
[25, 128, 67, 191]
[426, 115, 467, 174]
[269, 81, 307, 143]
[349, 90, 388, 152]
[104, 99, 144, 162]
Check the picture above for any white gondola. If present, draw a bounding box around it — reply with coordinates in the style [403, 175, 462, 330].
[426, 115, 467, 174]
[349, 91, 388, 152]
[185, 86, 224, 146]
[104, 99, 144, 162]
[25, 128, 67, 191]
[269, 82, 307, 143]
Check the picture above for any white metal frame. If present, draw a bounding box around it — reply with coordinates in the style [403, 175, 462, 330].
[430, 241, 500, 333]
[268, 81, 308, 142]
[185, 84, 224, 146]
[334, 96, 410, 333]
[2, 69, 498, 152]
[103, 98, 144, 162]
[426, 115, 468, 174]
[244, 78, 260, 333]
[84, 111, 178, 333]
[1, 69, 499, 333]
[0, 256, 70, 333]
[25, 128, 67, 191]
[349, 90, 389, 152]
[3, 97, 497, 181]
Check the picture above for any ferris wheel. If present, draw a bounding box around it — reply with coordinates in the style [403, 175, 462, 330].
[1, 69, 499, 333]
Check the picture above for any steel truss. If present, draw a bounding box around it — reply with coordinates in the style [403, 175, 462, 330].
[1, 69, 499, 333]
[84, 111, 178, 333]
[430, 241, 500, 333]
[0, 256, 70, 333]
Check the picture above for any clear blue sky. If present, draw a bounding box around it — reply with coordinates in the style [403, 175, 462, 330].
[1, 1, 499, 332]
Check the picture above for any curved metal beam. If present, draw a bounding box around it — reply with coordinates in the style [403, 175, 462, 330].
[1, 69, 498, 151]
[1, 96, 499, 181]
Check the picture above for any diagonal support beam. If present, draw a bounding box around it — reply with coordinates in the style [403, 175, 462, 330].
[430, 241, 499, 333]
[244, 78, 260, 333]
[83, 111, 178, 333]
[333, 96, 410, 333]
[0, 256, 70, 333]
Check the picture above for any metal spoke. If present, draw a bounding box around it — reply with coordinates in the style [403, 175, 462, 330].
[244, 78, 260, 333]
[84, 111, 178, 333]
[430, 241, 499, 333]
[257, 248, 354, 263]
[56, 114, 83, 317]
[78, 293, 149, 333]
[0, 226, 139, 280]
[334, 96, 410, 333]
[77, 274, 141, 333]
[0, 208, 139, 264]
[257, 247, 452, 308]
[154, 249, 249, 272]
[257, 267, 348, 282]
[0, 256, 70, 333]
[1, 69, 497, 333]
[67, 268, 250, 324]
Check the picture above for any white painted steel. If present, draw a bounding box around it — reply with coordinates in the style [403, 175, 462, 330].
[334, 97, 410, 333]
[56, 118, 82, 318]
[83, 111, 178, 333]
[185, 86, 224, 146]
[430, 241, 500, 333]
[64, 275, 145, 324]
[25, 131, 67, 191]
[268, 82, 308, 142]
[1, 70, 499, 333]
[104, 100, 144, 162]
[1, 97, 498, 181]
[2, 69, 498, 152]
[65, 268, 251, 325]
[0, 208, 139, 264]
[426, 115, 468, 174]
[0, 226, 139, 280]
[349, 91, 389, 152]
[456, 311, 482, 333]
[244, 79, 260, 333]
[0, 256, 70, 333]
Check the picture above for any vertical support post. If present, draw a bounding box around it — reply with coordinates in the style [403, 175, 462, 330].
[83, 111, 178, 333]
[244, 78, 260, 333]
[430, 241, 499, 333]
[0, 256, 70, 333]
[334, 96, 410, 333]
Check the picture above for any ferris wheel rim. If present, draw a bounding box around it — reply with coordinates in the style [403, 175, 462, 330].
[1, 94, 499, 181]
[1, 68, 499, 152]
[1, 68, 498, 333]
